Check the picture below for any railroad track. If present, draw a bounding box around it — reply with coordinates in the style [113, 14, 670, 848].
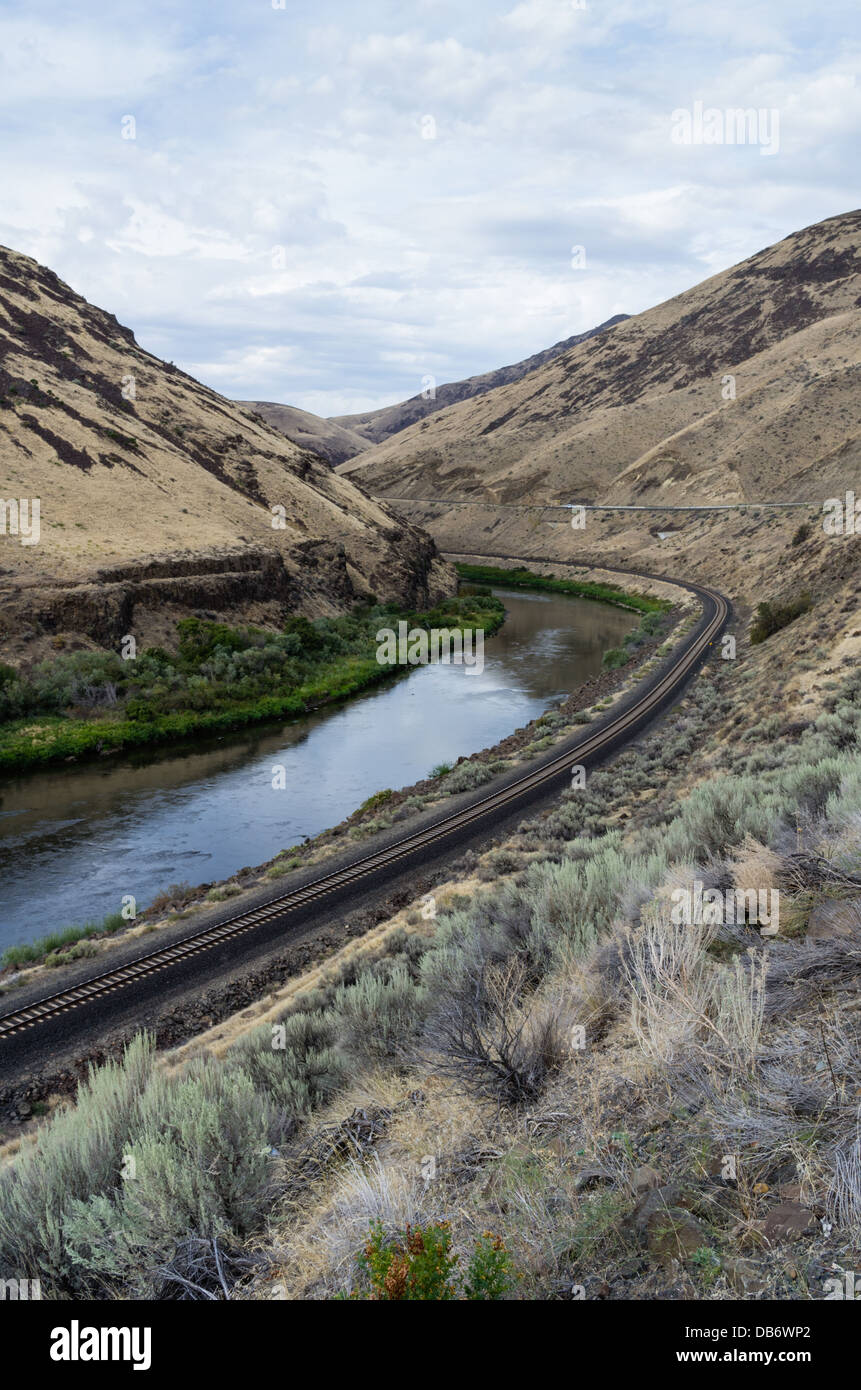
[0, 562, 729, 1045]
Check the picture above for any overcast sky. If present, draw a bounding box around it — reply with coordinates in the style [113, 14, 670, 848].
[1, 0, 858, 417]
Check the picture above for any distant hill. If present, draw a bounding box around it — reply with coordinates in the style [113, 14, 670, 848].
[338, 211, 861, 509]
[330, 315, 629, 447]
[235, 315, 629, 467]
[235, 401, 371, 467]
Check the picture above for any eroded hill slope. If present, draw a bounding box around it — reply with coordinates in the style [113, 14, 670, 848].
[0, 246, 453, 660]
[339, 211, 861, 508]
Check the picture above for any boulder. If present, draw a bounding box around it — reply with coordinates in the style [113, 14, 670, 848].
[645, 1208, 709, 1264]
[722, 1255, 769, 1295]
[760, 1200, 818, 1244]
[629, 1183, 693, 1234]
[574, 1163, 615, 1192]
[633, 1164, 662, 1194]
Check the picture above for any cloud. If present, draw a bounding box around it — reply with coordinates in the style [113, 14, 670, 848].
[0, 0, 856, 416]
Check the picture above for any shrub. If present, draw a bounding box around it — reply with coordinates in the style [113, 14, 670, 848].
[463, 1232, 519, 1300]
[525, 843, 667, 958]
[334, 961, 425, 1067]
[663, 776, 775, 858]
[442, 759, 494, 794]
[478, 849, 524, 880]
[63, 1060, 273, 1296]
[0, 1035, 154, 1292]
[125, 698, 157, 722]
[176, 617, 255, 664]
[358, 788, 394, 814]
[147, 882, 194, 915]
[347, 1220, 516, 1300]
[124, 1059, 272, 1238]
[750, 593, 812, 644]
[423, 952, 566, 1103]
[228, 1010, 345, 1119]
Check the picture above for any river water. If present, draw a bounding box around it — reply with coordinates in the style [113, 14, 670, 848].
[0, 588, 635, 950]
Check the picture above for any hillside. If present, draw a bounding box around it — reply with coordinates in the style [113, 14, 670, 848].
[2, 216, 861, 1308]
[330, 315, 630, 447]
[4, 526, 860, 1302]
[235, 401, 371, 468]
[0, 246, 453, 663]
[339, 211, 861, 507]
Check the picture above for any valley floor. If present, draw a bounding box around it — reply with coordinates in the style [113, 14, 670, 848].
[2, 525, 860, 1301]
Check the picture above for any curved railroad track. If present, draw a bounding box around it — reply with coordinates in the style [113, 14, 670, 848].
[0, 561, 729, 1053]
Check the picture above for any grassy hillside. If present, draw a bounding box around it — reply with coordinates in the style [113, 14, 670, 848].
[339, 210, 861, 509]
[2, 561, 859, 1301]
[0, 242, 454, 663]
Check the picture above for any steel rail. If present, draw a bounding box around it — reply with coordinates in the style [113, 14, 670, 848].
[0, 565, 728, 1041]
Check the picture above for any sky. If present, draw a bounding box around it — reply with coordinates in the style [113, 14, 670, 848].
[0, 0, 858, 417]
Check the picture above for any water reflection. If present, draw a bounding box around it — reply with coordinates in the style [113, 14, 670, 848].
[0, 589, 634, 947]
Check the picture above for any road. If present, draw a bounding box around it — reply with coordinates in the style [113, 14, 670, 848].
[378, 497, 809, 512]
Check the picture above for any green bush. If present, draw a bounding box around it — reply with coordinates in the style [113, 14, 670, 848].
[358, 788, 394, 814]
[123, 1059, 272, 1238]
[663, 775, 774, 857]
[62, 1060, 273, 1297]
[442, 759, 494, 794]
[176, 617, 254, 664]
[227, 1010, 345, 1118]
[0, 594, 505, 772]
[347, 1220, 516, 1300]
[0, 1035, 154, 1292]
[334, 961, 425, 1067]
[750, 593, 812, 644]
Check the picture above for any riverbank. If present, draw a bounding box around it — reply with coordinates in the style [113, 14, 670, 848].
[454, 562, 671, 613]
[0, 589, 676, 975]
[0, 595, 504, 774]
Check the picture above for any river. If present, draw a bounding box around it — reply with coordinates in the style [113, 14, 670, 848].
[0, 587, 635, 950]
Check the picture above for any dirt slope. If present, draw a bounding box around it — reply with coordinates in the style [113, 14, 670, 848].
[339, 211, 861, 507]
[235, 401, 371, 468]
[0, 246, 453, 658]
[331, 315, 629, 446]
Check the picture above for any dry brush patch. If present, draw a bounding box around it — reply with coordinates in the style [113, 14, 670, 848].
[2, 627, 860, 1299]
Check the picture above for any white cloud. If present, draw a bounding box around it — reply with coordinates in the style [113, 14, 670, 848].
[0, 0, 856, 416]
